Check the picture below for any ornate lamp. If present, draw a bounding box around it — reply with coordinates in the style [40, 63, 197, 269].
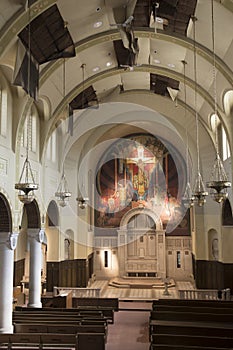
[15, 157, 38, 204]
[76, 197, 89, 209]
[191, 16, 208, 206]
[181, 60, 194, 208]
[55, 168, 71, 207]
[15, 2, 38, 204]
[206, 0, 231, 202]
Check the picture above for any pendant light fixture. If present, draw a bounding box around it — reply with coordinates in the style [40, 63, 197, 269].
[76, 63, 89, 209]
[55, 167, 71, 207]
[55, 59, 72, 207]
[191, 16, 208, 206]
[15, 1, 38, 204]
[206, 0, 231, 203]
[182, 59, 194, 208]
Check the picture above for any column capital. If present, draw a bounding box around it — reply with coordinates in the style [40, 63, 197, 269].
[0, 232, 19, 250]
[28, 228, 44, 243]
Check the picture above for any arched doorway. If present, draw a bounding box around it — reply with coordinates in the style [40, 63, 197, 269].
[0, 193, 12, 232]
[117, 207, 166, 278]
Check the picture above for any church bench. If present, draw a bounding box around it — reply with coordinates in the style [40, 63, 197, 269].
[152, 304, 233, 315]
[150, 322, 233, 339]
[14, 307, 114, 323]
[72, 297, 119, 311]
[150, 334, 233, 348]
[14, 323, 108, 340]
[150, 345, 233, 350]
[152, 299, 233, 308]
[149, 310, 233, 323]
[0, 332, 106, 349]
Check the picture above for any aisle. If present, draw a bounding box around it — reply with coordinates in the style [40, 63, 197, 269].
[106, 308, 150, 350]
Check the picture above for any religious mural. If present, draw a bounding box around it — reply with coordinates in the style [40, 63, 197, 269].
[95, 134, 190, 235]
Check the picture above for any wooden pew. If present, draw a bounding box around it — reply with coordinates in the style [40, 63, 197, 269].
[15, 305, 114, 324]
[0, 332, 106, 349]
[72, 298, 118, 323]
[150, 310, 233, 323]
[14, 323, 107, 335]
[153, 304, 233, 315]
[152, 299, 233, 308]
[150, 321, 233, 338]
[150, 345, 232, 350]
[14, 323, 108, 342]
[151, 334, 233, 348]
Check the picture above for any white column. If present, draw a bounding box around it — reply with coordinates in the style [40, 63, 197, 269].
[28, 229, 44, 308]
[0, 232, 18, 333]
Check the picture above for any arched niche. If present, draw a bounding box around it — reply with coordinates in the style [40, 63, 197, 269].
[222, 199, 233, 226]
[0, 193, 12, 232]
[47, 200, 59, 227]
[24, 200, 41, 229]
[64, 229, 74, 260]
[208, 228, 219, 261]
[46, 200, 60, 262]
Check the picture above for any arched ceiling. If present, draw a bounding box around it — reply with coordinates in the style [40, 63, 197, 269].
[0, 0, 232, 154]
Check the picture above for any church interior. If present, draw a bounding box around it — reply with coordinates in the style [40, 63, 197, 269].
[0, 0, 233, 348]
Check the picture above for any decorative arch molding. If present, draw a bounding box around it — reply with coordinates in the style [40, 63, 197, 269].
[1, 0, 232, 63]
[120, 207, 163, 231]
[40, 30, 233, 87]
[24, 199, 41, 228]
[0, 192, 12, 232]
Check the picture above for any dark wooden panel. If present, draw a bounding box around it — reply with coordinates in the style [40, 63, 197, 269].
[14, 259, 25, 287]
[194, 259, 226, 290]
[46, 262, 59, 292]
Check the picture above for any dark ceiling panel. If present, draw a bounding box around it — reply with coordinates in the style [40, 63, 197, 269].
[150, 73, 179, 97]
[133, 0, 150, 27]
[133, 0, 197, 35]
[70, 86, 98, 110]
[18, 4, 75, 64]
[113, 40, 136, 67]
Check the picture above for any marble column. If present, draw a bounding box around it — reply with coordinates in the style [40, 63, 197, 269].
[0, 232, 18, 333]
[28, 229, 44, 308]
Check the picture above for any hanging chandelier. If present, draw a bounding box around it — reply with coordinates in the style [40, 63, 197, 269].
[15, 156, 38, 204]
[55, 169, 71, 207]
[76, 197, 89, 209]
[191, 16, 208, 206]
[206, 0, 231, 203]
[181, 60, 194, 208]
[15, 1, 38, 204]
[55, 60, 72, 207]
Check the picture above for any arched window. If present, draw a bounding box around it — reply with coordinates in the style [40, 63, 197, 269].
[46, 130, 57, 162]
[0, 87, 7, 136]
[210, 113, 230, 161]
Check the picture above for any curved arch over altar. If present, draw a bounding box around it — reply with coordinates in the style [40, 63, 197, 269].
[117, 207, 166, 278]
[119, 206, 163, 230]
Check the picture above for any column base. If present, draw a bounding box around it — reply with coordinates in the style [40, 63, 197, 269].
[27, 302, 42, 308]
[0, 325, 14, 334]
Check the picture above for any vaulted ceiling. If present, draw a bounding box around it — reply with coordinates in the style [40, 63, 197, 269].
[0, 0, 232, 150]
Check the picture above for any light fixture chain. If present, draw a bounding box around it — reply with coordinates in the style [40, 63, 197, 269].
[63, 58, 66, 98]
[192, 16, 200, 175]
[183, 60, 189, 183]
[211, 0, 219, 156]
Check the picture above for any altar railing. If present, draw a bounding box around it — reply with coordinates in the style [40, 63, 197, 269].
[179, 288, 231, 300]
[53, 286, 101, 298]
